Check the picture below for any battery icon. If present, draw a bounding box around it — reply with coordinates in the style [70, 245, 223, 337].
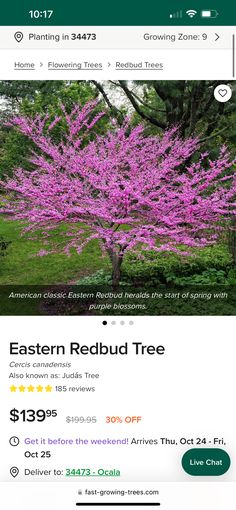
[201, 9, 219, 18]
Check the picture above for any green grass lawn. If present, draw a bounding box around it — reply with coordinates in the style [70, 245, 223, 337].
[0, 218, 235, 315]
[0, 217, 234, 287]
[0, 218, 111, 285]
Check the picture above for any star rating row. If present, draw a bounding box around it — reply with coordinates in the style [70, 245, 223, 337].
[10, 385, 53, 393]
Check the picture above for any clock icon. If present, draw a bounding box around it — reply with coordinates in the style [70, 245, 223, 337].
[9, 436, 20, 447]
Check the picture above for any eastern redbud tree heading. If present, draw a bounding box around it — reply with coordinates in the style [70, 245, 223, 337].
[9, 342, 166, 356]
[1, 100, 235, 288]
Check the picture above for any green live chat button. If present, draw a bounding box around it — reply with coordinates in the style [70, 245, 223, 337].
[182, 448, 231, 476]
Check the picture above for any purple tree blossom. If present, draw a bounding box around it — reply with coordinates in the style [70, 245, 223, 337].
[0, 101, 235, 288]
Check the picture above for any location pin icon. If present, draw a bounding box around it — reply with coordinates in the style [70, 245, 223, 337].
[10, 466, 19, 478]
[14, 32, 23, 43]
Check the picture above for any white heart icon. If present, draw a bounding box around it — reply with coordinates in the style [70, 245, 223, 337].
[218, 89, 227, 97]
[214, 84, 232, 103]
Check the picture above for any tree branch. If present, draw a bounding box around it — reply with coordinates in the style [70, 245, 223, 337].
[199, 125, 228, 143]
[91, 81, 124, 123]
[118, 81, 167, 129]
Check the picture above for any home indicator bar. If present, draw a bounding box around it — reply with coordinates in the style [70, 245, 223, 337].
[76, 504, 161, 507]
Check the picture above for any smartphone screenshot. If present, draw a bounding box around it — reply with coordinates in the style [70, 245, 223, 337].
[0, 1, 235, 509]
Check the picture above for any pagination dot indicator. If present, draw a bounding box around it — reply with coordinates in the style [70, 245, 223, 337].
[102, 320, 135, 325]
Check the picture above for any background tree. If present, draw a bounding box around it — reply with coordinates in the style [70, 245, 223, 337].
[93, 81, 236, 138]
[1, 102, 235, 288]
[92, 80, 236, 265]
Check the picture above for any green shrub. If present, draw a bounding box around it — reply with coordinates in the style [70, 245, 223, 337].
[170, 268, 236, 285]
[0, 236, 10, 257]
[75, 245, 235, 288]
[122, 244, 234, 286]
[76, 269, 112, 285]
[76, 269, 128, 286]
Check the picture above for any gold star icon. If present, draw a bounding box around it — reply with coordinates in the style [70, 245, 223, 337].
[19, 385, 26, 392]
[45, 385, 52, 392]
[10, 385, 17, 392]
[27, 385, 34, 392]
[36, 385, 43, 392]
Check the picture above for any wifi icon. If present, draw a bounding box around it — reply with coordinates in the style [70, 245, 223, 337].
[186, 9, 197, 18]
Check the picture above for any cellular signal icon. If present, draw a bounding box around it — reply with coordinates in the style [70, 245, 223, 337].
[169, 10, 183, 18]
[186, 9, 197, 18]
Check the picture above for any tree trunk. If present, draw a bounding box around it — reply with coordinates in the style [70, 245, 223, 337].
[111, 252, 123, 290]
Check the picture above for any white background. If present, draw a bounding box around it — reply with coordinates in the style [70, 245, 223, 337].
[0, 317, 235, 479]
[0, 316, 235, 508]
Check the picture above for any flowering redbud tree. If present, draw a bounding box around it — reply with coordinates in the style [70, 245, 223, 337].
[0, 100, 235, 288]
